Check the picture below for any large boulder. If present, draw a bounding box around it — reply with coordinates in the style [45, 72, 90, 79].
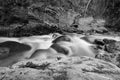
[0, 57, 120, 80]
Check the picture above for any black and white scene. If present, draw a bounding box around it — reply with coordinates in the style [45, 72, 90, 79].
[0, 0, 120, 80]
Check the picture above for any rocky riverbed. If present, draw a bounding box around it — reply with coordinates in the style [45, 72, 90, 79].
[0, 33, 120, 80]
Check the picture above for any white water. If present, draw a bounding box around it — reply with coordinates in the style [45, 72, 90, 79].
[0, 33, 120, 66]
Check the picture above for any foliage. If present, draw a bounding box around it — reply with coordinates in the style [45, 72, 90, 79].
[0, 0, 119, 36]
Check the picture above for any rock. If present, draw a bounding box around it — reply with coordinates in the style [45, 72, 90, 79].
[0, 41, 31, 53]
[51, 43, 69, 55]
[104, 41, 120, 53]
[0, 47, 10, 59]
[94, 39, 104, 46]
[0, 57, 120, 80]
[104, 43, 116, 53]
[52, 35, 71, 43]
[116, 54, 120, 67]
[103, 39, 116, 44]
[96, 52, 120, 68]
[95, 52, 116, 62]
[0, 41, 32, 67]
[114, 41, 120, 51]
[94, 39, 105, 50]
[94, 39, 120, 67]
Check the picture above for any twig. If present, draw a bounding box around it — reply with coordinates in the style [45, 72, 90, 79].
[100, 1, 109, 17]
[84, 0, 92, 17]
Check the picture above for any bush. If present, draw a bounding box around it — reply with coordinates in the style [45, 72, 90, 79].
[0, 0, 119, 36]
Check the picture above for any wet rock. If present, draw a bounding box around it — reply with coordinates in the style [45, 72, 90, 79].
[0, 41, 31, 53]
[95, 39, 120, 67]
[52, 35, 71, 43]
[97, 52, 120, 68]
[104, 41, 120, 53]
[114, 41, 120, 51]
[0, 47, 10, 59]
[0, 41, 32, 67]
[95, 52, 116, 62]
[94, 39, 105, 50]
[93, 38, 118, 53]
[104, 43, 116, 53]
[94, 39, 104, 46]
[0, 57, 120, 80]
[103, 39, 116, 44]
[113, 53, 120, 68]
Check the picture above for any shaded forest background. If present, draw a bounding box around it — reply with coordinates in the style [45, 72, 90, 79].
[0, 0, 119, 37]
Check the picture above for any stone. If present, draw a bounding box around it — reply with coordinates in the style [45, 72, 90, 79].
[0, 57, 120, 80]
[0, 47, 10, 59]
